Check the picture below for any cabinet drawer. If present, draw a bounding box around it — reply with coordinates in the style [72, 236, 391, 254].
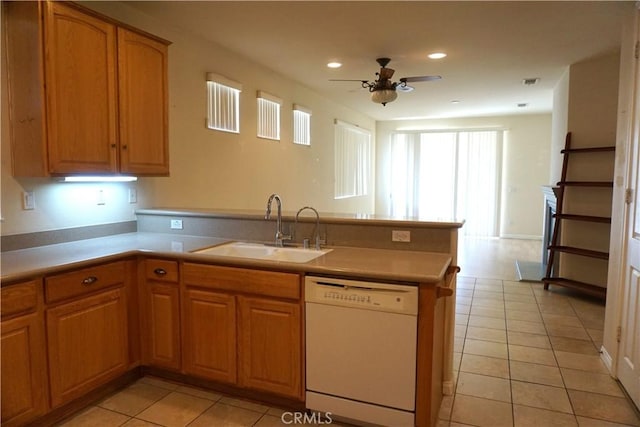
[183, 263, 300, 300]
[145, 259, 178, 283]
[1, 280, 40, 319]
[45, 261, 126, 304]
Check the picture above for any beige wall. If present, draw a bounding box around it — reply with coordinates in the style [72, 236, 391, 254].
[376, 114, 552, 238]
[550, 69, 570, 184]
[0, 1, 375, 236]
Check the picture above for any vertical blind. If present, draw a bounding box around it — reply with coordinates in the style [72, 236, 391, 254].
[293, 105, 311, 146]
[335, 120, 371, 199]
[257, 91, 281, 140]
[390, 130, 503, 237]
[206, 73, 242, 133]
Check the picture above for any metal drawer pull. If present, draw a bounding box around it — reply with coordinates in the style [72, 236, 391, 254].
[154, 268, 167, 276]
[82, 276, 98, 286]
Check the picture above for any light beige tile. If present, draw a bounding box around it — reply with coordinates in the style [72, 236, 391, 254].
[503, 283, 535, 296]
[475, 278, 503, 287]
[510, 360, 564, 387]
[189, 403, 263, 427]
[174, 385, 222, 401]
[439, 395, 454, 420]
[456, 372, 511, 402]
[507, 319, 547, 334]
[507, 330, 551, 349]
[576, 415, 640, 426]
[511, 380, 573, 414]
[98, 382, 172, 416]
[457, 296, 473, 306]
[451, 394, 513, 427]
[545, 324, 591, 341]
[137, 391, 213, 427]
[466, 326, 507, 343]
[457, 289, 474, 298]
[453, 351, 462, 370]
[561, 368, 625, 397]
[509, 344, 557, 366]
[505, 301, 540, 313]
[456, 304, 471, 315]
[464, 339, 508, 359]
[513, 405, 578, 427]
[450, 422, 478, 427]
[460, 353, 509, 378]
[539, 303, 577, 316]
[139, 376, 181, 391]
[456, 313, 469, 326]
[506, 310, 543, 323]
[470, 306, 505, 319]
[468, 315, 506, 330]
[473, 290, 504, 300]
[254, 414, 288, 427]
[455, 325, 467, 338]
[219, 396, 270, 414]
[504, 293, 537, 303]
[122, 420, 163, 427]
[59, 406, 131, 426]
[472, 298, 505, 309]
[454, 336, 464, 352]
[554, 351, 609, 373]
[457, 281, 476, 290]
[550, 336, 598, 355]
[568, 390, 640, 426]
[265, 407, 287, 417]
[542, 313, 584, 328]
[586, 328, 603, 347]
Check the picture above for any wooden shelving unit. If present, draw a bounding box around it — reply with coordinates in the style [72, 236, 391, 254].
[543, 132, 614, 299]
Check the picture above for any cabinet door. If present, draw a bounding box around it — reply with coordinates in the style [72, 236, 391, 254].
[117, 28, 169, 175]
[144, 282, 180, 370]
[1, 313, 48, 426]
[183, 289, 237, 383]
[47, 288, 128, 407]
[43, 1, 118, 174]
[238, 296, 302, 399]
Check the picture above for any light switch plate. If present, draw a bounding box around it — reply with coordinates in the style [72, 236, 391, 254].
[170, 219, 183, 230]
[22, 191, 35, 210]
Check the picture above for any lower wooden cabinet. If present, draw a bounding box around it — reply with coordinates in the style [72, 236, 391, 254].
[47, 288, 129, 407]
[182, 263, 303, 400]
[1, 311, 49, 426]
[238, 296, 301, 398]
[183, 289, 237, 383]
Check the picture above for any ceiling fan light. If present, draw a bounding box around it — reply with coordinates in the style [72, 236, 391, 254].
[371, 89, 398, 105]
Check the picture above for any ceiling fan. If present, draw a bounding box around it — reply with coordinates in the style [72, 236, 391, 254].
[330, 57, 441, 106]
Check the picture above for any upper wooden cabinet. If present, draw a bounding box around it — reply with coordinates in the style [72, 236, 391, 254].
[4, 1, 170, 177]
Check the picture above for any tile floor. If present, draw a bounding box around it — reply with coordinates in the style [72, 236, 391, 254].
[58, 238, 640, 427]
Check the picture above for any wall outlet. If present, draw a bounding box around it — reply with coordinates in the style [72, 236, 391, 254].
[22, 191, 35, 210]
[170, 219, 183, 230]
[97, 189, 106, 205]
[128, 188, 137, 204]
[392, 230, 411, 242]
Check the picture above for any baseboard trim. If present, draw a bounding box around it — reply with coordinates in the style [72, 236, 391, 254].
[600, 345, 615, 375]
[499, 234, 543, 240]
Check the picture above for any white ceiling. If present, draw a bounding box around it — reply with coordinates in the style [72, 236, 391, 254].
[126, 1, 631, 121]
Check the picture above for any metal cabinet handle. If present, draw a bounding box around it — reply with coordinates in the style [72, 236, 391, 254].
[82, 276, 98, 286]
[153, 268, 167, 276]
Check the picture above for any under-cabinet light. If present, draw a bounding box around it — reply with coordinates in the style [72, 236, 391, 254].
[59, 176, 138, 183]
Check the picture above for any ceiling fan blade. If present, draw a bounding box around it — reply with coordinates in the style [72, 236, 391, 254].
[329, 79, 370, 82]
[400, 75, 442, 83]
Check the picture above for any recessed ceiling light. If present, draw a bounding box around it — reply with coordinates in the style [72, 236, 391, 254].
[327, 62, 342, 68]
[428, 52, 447, 59]
[451, 100, 461, 104]
[522, 78, 540, 86]
[517, 103, 529, 108]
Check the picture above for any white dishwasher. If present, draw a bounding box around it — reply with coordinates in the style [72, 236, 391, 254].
[305, 275, 419, 426]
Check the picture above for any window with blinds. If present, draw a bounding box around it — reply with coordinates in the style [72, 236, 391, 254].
[293, 105, 311, 146]
[257, 91, 281, 141]
[334, 120, 371, 199]
[206, 73, 242, 133]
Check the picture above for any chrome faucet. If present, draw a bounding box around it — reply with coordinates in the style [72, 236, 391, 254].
[265, 194, 291, 247]
[295, 206, 323, 250]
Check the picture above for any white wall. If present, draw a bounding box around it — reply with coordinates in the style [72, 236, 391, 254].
[0, 1, 376, 236]
[376, 114, 552, 238]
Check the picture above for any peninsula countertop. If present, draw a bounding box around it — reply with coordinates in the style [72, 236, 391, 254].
[0, 232, 452, 284]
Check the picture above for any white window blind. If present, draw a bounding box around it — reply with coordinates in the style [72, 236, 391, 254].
[206, 73, 241, 134]
[293, 104, 311, 146]
[334, 120, 371, 199]
[390, 130, 503, 237]
[257, 91, 281, 141]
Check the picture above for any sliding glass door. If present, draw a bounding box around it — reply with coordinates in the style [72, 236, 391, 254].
[390, 130, 503, 237]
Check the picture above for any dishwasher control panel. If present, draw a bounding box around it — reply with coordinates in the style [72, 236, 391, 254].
[305, 276, 418, 315]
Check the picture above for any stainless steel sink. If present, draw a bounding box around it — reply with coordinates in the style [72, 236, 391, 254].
[194, 242, 332, 263]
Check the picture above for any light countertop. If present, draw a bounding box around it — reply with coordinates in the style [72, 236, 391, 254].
[1, 232, 452, 285]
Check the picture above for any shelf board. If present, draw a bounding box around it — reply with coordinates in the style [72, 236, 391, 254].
[561, 146, 616, 154]
[553, 214, 611, 224]
[557, 181, 614, 188]
[548, 245, 609, 260]
[542, 277, 606, 299]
